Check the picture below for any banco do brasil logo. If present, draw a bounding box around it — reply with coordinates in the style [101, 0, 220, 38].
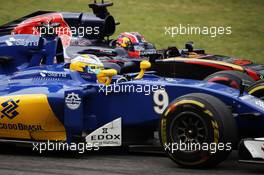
[0, 99, 20, 119]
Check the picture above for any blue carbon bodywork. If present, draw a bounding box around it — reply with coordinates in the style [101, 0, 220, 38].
[0, 63, 263, 142]
[0, 34, 263, 143]
[0, 34, 63, 75]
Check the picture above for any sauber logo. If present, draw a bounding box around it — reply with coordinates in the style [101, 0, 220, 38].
[4, 37, 38, 47]
[40, 70, 67, 78]
[5, 37, 16, 46]
[0, 99, 20, 119]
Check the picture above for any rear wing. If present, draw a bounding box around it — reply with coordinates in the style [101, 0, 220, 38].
[0, 1, 118, 39]
[0, 11, 53, 36]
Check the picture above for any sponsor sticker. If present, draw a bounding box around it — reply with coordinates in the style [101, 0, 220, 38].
[40, 71, 67, 78]
[4, 37, 38, 46]
[0, 123, 43, 131]
[244, 140, 264, 159]
[255, 99, 264, 109]
[1, 99, 20, 119]
[86, 118, 122, 147]
[65, 92, 81, 110]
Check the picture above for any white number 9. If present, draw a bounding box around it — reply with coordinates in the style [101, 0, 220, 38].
[153, 90, 169, 114]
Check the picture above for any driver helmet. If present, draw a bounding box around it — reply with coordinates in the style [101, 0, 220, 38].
[70, 54, 104, 74]
[116, 32, 156, 58]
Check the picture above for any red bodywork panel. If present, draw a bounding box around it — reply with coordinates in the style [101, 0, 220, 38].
[12, 13, 72, 47]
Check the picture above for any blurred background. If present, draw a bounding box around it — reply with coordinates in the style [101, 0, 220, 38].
[0, 0, 263, 62]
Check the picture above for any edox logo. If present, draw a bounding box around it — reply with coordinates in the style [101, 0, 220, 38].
[1, 99, 20, 119]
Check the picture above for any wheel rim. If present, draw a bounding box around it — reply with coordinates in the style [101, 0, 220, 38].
[170, 111, 209, 153]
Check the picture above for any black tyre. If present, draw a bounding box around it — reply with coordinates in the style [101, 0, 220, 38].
[204, 70, 254, 89]
[159, 93, 237, 168]
[247, 79, 264, 99]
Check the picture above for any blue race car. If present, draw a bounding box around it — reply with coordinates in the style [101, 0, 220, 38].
[0, 34, 263, 168]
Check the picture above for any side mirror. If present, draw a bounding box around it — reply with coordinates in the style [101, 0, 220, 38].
[185, 41, 194, 52]
[97, 69, 117, 85]
[135, 60, 151, 80]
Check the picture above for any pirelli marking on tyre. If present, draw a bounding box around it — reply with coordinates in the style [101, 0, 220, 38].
[161, 99, 220, 147]
[164, 100, 205, 117]
[211, 120, 219, 143]
[161, 118, 167, 144]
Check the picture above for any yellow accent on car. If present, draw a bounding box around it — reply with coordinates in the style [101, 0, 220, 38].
[0, 94, 66, 141]
[97, 69, 117, 85]
[134, 60, 151, 80]
[164, 57, 244, 72]
[248, 86, 264, 94]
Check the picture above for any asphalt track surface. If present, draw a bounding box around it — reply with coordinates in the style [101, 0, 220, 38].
[0, 146, 263, 175]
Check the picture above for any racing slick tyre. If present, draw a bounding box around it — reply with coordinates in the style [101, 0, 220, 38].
[159, 93, 237, 168]
[247, 79, 264, 100]
[204, 70, 254, 89]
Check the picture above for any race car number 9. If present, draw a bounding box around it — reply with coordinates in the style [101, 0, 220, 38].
[153, 90, 169, 114]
